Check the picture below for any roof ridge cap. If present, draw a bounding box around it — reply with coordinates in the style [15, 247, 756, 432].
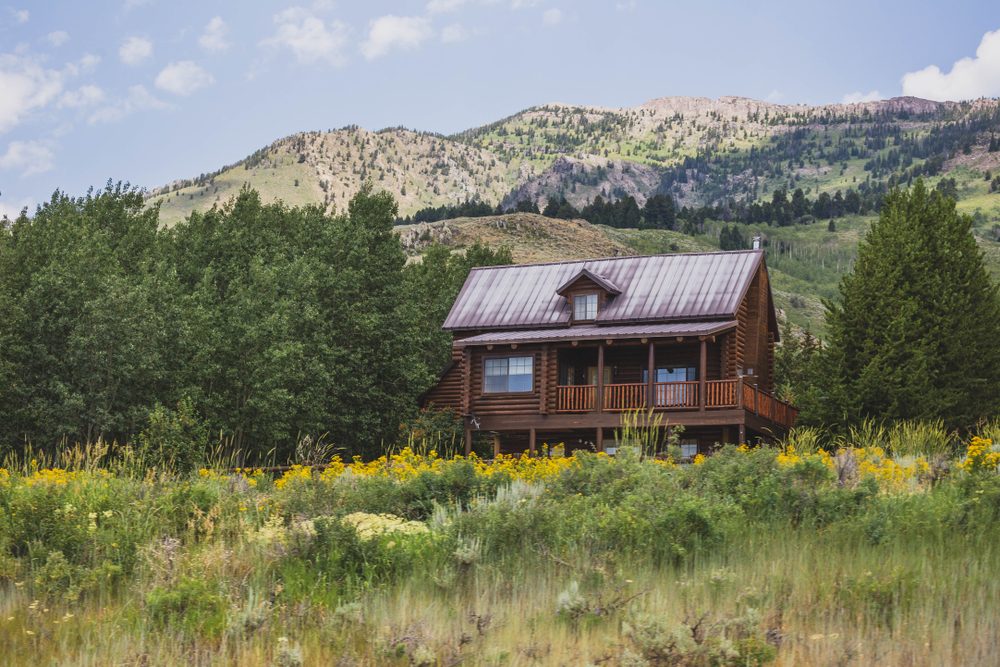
[467, 249, 763, 271]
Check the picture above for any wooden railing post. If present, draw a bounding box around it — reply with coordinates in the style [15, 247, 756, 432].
[596, 343, 605, 413]
[699, 338, 707, 411]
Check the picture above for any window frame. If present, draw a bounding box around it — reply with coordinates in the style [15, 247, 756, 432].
[573, 293, 599, 321]
[482, 354, 535, 394]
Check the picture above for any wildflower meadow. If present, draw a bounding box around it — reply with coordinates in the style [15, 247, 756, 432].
[0, 421, 999, 665]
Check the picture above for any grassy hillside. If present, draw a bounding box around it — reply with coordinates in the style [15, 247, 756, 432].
[150, 127, 526, 226]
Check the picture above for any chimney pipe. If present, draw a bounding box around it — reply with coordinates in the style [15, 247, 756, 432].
[752, 235, 761, 250]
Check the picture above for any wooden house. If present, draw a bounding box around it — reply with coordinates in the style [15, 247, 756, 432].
[422, 250, 797, 457]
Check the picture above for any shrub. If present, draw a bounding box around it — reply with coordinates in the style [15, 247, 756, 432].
[138, 399, 208, 474]
[146, 576, 227, 639]
[623, 607, 777, 665]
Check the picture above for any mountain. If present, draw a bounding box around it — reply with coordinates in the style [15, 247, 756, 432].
[149, 95, 1000, 224]
[149, 95, 1000, 332]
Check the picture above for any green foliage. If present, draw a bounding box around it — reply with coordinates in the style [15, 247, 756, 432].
[624, 607, 777, 666]
[0, 183, 515, 460]
[138, 398, 208, 473]
[146, 576, 227, 639]
[812, 180, 1000, 429]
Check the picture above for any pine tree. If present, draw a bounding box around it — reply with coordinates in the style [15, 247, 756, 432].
[815, 180, 1000, 429]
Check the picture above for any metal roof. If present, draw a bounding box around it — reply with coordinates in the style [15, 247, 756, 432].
[556, 267, 622, 296]
[443, 250, 764, 331]
[454, 321, 738, 347]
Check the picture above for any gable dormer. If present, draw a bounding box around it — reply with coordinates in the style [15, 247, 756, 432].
[556, 267, 621, 323]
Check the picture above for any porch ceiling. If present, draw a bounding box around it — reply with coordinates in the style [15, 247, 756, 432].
[453, 320, 737, 347]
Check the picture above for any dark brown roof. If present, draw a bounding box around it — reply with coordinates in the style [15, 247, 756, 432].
[443, 250, 765, 331]
[454, 321, 737, 347]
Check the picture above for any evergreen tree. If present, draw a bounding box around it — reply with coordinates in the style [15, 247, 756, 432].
[791, 188, 808, 219]
[642, 194, 677, 229]
[514, 199, 539, 214]
[814, 180, 1000, 429]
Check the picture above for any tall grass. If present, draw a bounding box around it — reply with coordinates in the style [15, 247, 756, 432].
[0, 424, 998, 665]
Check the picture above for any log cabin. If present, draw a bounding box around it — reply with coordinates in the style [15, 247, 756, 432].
[422, 249, 797, 457]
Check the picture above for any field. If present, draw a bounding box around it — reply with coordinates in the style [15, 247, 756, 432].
[2, 423, 999, 666]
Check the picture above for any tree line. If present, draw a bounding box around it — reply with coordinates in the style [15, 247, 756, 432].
[0, 183, 510, 460]
[398, 183, 879, 234]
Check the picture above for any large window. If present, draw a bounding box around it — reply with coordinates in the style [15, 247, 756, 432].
[484, 356, 534, 393]
[574, 293, 598, 320]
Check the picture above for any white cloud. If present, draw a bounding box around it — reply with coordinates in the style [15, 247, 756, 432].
[361, 15, 432, 60]
[199, 16, 230, 53]
[0, 140, 54, 176]
[427, 0, 467, 12]
[58, 84, 104, 108]
[765, 89, 783, 103]
[262, 6, 350, 66]
[0, 54, 64, 133]
[542, 8, 562, 25]
[11, 8, 28, 24]
[841, 90, 883, 104]
[510, 0, 541, 8]
[441, 23, 470, 43]
[88, 84, 165, 124]
[615, 0, 637, 10]
[46, 31, 69, 47]
[902, 28, 1000, 101]
[63, 53, 100, 77]
[119, 36, 153, 65]
[155, 61, 214, 96]
[123, 0, 152, 9]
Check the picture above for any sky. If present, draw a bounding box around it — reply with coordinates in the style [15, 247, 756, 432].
[1, 0, 999, 218]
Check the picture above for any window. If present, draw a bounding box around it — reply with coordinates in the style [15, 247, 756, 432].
[680, 440, 699, 459]
[642, 367, 697, 382]
[484, 356, 534, 393]
[574, 293, 598, 320]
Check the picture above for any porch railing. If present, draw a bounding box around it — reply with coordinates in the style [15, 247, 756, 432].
[604, 383, 647, 411]
[705, 379, 738, 407]
[741, 380, 798, 429]
[556, 384, 596, 412]
[554, 378, 797, 429]
[654, 381, 699, 408]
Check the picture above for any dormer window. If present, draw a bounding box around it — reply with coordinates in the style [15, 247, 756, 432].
[574, 293, 598, 320]
[557, 267, 620, 324]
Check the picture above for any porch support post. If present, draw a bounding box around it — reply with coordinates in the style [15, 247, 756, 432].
[647, 340, 655, 409]
[464, 427, 472, 456]
[596, 343, 605, 413]
[529, 428, 537, 457]
[699, 338, 707, 411]
[539, 345, 549, 415]
[738, 423, 746, 444]
[596, 426, 603, 452]
[492, 433, 501, 459]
